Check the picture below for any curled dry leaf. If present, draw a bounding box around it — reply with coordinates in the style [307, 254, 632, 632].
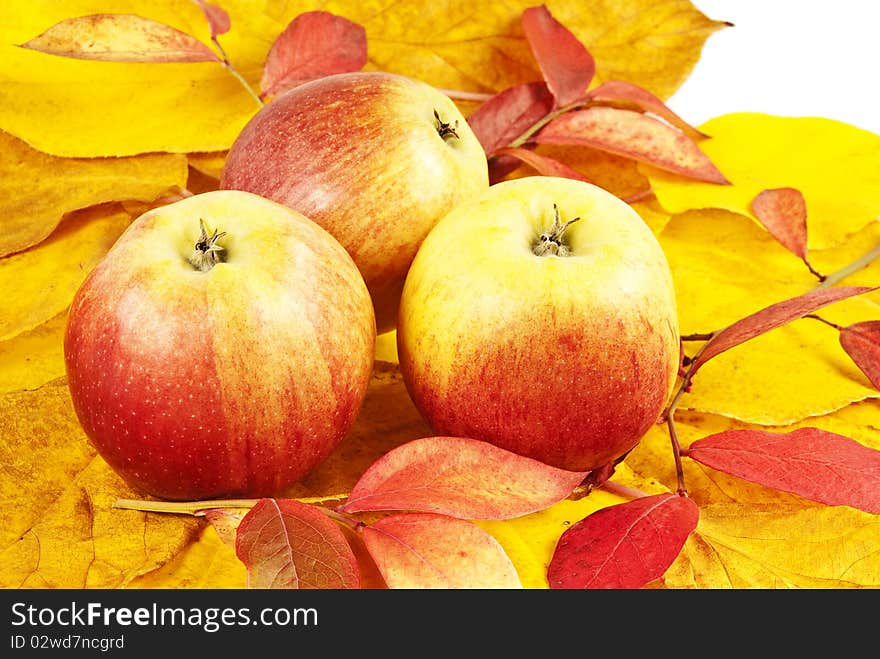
[533, 106, 729, 183]
[690, 285, 876, 375]
[466, 81, 554, 156]
[548, 493, 699, 589]
[339, 436, 587, 520]
[0, 204, 133, 342]
[361, 512, 522, 589]
[685, 428, 880, 514]
[235, 498, 359, 589]
[19, 13, 219, 63]
[839, 321, 880, 390]
[750, 187, 809, 259]
[587, 80, 708, 140]
[492, 146, 591, 183]
[521, 5, 594, 108]
[192, 0, 230, 38]
[260, 11, 367, 100]
[0, 130, 187, 259]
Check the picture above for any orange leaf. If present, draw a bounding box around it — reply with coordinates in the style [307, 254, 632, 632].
[192, 0, 230, 38]
[691, 286, 875, 375]
[751, 187, 809, 259]
[340, 436, 587, 520]
[548, 493, 699, 589]
[235, 498, 359, 589]
[361, 513, 522, 588]
[533, 107, 728, 183]
[19, 14, 219, 63]
[521, 5, 594, 108]
[840, 321, 880, 390]
[587, 79, 708, 140]
[259, 11, 366, 100]
[685, 428, 880, 513]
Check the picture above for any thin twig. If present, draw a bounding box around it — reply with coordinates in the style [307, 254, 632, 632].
[817, 242, 880, 289]
[209, 34, 263, 108]
[439, 88, 493, 102]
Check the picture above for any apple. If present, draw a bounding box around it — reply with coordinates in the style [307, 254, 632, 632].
[64, 190, 376, 500]
[397, 176, 680, 473]
[220, 71, 489, 334]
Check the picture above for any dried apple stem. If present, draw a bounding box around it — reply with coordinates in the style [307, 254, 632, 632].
[188, 218, 227, 271]
[532, 204, 581, 256]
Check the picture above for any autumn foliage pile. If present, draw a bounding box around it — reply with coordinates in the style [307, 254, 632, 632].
[1, 0, 879, 589]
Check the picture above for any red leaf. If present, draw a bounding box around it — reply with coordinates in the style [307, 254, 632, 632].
[533, 107, 729, 184]
[686, 428, 880, 513]
[260, 11, 366, 100]
[751, 187, 809, 259]
[690, 286, 875, 374]
[521, 5, 595, 108]
[548, 493, 699, 589]
[235, 498, 360, 589]
[840, 320, 880, 390]
[339, 436, 587, 520]
[192, 0, 230, 38]
[18, 14, 220, 63]
[467, 82, 554, 156]
[491, 147, 592, 183]
[361, 513, 522, 588]
[587, 80, 708, 140]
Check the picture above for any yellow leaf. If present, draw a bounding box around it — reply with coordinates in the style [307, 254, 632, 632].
[0, 362, 431, 588]
[0, 0, 724, 156]
[643, 113, 880, 249]
[20, 13, 220, 63]
[129, 524, 247, 589]
[659, 209, 879, 424]
[0, 312, 67, 394]
[188, 151, 227, 179]
[0, 130, 186, 258]
[0, 0, 272, 156]
[269, 0, 725, 100]
[0, 378, 203, 588]
[0, 204, 132, 342]
[662, 503, 880, 588]
[475, 489, 629, 589]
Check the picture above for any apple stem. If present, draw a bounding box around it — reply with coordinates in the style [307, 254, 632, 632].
[434, 109, 460, 141]
[532, 204, 581, 256]
[188, 218, 228, 272]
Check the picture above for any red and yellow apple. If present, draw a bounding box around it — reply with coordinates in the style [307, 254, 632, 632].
[397, 176, 680, 472]
[220, 71, 489, 333]
[64, 190, 376, 500]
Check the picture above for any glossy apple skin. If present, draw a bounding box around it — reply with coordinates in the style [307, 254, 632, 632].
[397, 177, 680, 472]
[64, 191, 376, 500]
[220, 71, 489, 334]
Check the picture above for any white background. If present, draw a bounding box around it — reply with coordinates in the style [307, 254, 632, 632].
[665, 0, 880, 135]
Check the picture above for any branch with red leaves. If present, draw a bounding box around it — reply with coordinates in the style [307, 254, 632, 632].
[466, 5, 728, 188]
